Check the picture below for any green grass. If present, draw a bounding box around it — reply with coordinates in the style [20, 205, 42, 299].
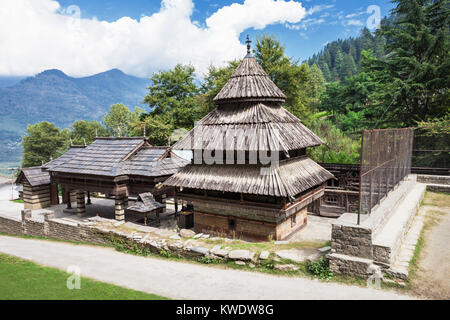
[0, 253, 168, 300]
[10, 199, 24, 204]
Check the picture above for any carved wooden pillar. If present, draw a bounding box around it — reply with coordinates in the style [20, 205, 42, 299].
[50, 183, 59, 205]
[115, 195, 125, 221]
[66, 191, 72, 209]
[76, 191, 85, 217]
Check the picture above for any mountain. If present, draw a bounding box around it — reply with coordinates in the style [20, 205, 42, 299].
[0, 76, 26, 88]
[307, 17, 394, 82]
[0, 69, 150, 162]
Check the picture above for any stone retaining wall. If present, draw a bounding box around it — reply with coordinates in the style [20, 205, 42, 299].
[331, 224, 372, 259]
[417, 175, 450, 185]
[0, 215, 22, 235]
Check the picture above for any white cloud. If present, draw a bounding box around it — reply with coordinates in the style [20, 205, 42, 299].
[345, 19, 364, 27]
[0, 0, 307, 77]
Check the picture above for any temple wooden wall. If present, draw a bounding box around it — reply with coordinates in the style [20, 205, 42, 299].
[190, 199, 308, 241]
[22, 181, 51, 210]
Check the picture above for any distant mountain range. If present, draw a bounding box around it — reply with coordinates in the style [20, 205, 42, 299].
[0, 69, 150, 163]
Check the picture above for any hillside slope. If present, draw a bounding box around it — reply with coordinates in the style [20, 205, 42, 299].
[0, 69, 150, 162]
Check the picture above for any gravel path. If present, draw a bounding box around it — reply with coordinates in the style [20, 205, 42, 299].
[0, 235, 414, 300]
[412, 205, 450, 299]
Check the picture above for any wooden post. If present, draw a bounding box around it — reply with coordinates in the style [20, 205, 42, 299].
[174, 196, 179, 215]
[50, 183, 59, 205]
[67, 191, 72, 209]
[87, 191, 92, 205]
[76, 191, 86, 217]
[115, 196, 125, 221]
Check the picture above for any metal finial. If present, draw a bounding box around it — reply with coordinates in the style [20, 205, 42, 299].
[143, 125, 146, 138]
[83, 138, 87, 146]
[246, 35, 251, 55]
[70, 138, 73, 146]
[95, 129, 98, 138]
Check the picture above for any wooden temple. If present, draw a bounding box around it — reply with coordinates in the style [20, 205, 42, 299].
[164, 39, 334, 241]
[39, 137, 188, 220]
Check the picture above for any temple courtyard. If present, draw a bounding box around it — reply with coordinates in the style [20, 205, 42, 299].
[1, 177, 450, 299]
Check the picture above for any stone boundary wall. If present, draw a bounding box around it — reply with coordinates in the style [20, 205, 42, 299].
[0, 215, 22, 235]
[0, 210, 266, 266]
[329, 176, 440, 279]
[331, 224, 372, 259]
[417, 175, 450, 185]
[0, 210, 114, 246]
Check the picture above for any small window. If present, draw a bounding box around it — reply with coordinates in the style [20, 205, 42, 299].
[228, 219, 236, 230]
[326, 195, 339, 205]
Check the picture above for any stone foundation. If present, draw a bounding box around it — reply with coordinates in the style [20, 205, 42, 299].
[193, 207, 307, 241]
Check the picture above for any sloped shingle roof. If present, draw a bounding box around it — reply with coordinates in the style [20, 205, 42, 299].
[164, 156, 333, 197]
[48, 138, 188, 178]
[15, 167, 50, 187]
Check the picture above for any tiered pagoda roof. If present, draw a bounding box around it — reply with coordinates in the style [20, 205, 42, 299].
[164, 40, 332, 198]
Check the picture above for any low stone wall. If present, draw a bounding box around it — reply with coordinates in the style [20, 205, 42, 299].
[331, 224, 372, 259]
[0, 215, 22, 235]
[328, 253, 373, 278]
[0, 209, 324, 273]
[417, 175, 450, 185]
[47, 220, 82, 242]
[22, 218, 46, 237]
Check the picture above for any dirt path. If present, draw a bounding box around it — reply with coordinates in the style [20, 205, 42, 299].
[411, 193, 450, 299]
[0, 235, 414, 300]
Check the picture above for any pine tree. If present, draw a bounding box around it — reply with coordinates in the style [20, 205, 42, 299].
[333, 49, 344, 81]
[365, 0, 449, 126]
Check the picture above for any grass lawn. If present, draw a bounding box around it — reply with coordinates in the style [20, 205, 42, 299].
[10, 199, 24, 204]
[0, 253, 168, 300]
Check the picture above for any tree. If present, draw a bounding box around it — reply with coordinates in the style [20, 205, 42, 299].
[365, 0, 449, 127]
[144, 64, 200, 129]
[21, 122, 69, 168]
[333, 49, 344, 81]
[199, 61, 240, 116]
[103, 104, 141, 137]
[255, 35, 313, 123]
[307, 119, 361, 164]
[341, 54, 358, 78]
[130, 115, 173, 146]
[308, 64, 326, 108]
[70, 120, 108, 145]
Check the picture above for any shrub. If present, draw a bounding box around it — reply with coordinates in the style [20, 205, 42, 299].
[307, 257, 333, 280]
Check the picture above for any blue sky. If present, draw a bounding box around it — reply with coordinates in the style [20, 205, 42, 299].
[56, 0, 395, 62]
[1, 0, 395, 77]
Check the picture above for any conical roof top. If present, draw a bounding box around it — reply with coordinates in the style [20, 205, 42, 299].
[213, 56, 286, 103]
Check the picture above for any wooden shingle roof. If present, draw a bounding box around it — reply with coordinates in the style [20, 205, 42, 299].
[164, 156, 333, 198]
[48, 138, 188, 178]
[48, 138, 147, 176]
[119, 147, 189, 177]
[126, 193, 165, 213]
[15, 167, 50, 187]
[172, 103, 324, 152]
[42, 146, 86, 170]
[214, 57, 286, 103]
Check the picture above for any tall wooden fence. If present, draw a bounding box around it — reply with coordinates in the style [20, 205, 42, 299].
[358, 128, 414, 223]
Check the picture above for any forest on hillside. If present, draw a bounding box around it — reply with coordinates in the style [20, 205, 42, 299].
[307, 19, 391, 82]
[21, 0, 449, 169]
